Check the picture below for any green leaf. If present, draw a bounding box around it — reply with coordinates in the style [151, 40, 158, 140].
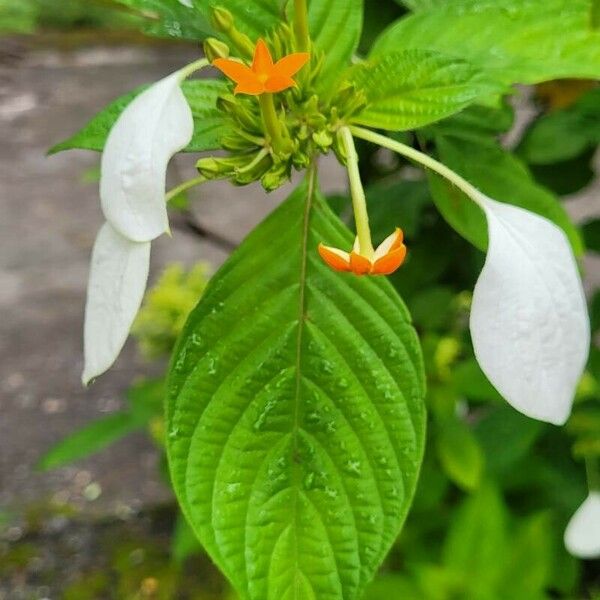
[372, 0, 600, 85]
[166, 173, 426, 599]
[193, 0, 283, 41]
[435, 418, 484, 491]
[443, 483, 508, 595]
[518, 89, 600, 165]
[37, 413, 140, 470]
[428, 135, 584, 256]
[474, 406, 543, 476]
[365, 180, 431, 241]
[583, 219, 600, 253]
[308, 0, 363, 88]
[49, 79, 233, 155]
[394, 0, 448, 11]
[350, 50, 499, 131]
[114, 0, 210, 40]
[500, 513, 553, 599]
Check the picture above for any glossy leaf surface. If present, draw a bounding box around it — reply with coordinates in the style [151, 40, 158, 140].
[350, 50, 498, 131]
[166, 174, 426, 599]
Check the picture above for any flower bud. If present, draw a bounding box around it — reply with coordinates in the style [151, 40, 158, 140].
[204, 37, 230, 62]
[211, 7, 234, 32]
[210, 7, 254, 58]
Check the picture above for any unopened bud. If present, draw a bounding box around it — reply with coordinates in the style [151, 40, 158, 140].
[312, 130, 333, 151]
[261, 162, 291, 192]
[211, 7, 234, 33]
[211, 7, 254, 58]
[204, 37, 230, 62]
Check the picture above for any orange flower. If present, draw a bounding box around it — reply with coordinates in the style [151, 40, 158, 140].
[213, 39, 309, 96]
[319, 229, 407, 276]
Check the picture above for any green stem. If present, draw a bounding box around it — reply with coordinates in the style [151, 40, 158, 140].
[340, 127, 374, 258]
[166, 176, 206, 203]
[350, 126, 484, 208]
[259, 93, 286, 154]
[293, 0, 310, 52]
[586, 456, 600, 492]
[179, 58, 210, 80]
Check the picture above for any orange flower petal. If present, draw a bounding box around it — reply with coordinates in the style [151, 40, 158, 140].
[318, 244, 351, 272]
[252, 39, 274, 78]
[234, 80, 265, 95]
[264, 75, 297, 93]
[274, 53, 310, 78]
[213, 58, 256, 85]
[372, 245, 407, 275]
[374, 228, 404, 260]
[350, 251, 372, 275]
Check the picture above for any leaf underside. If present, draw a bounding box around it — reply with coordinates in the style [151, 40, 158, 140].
[49, 79, 232, 155]
[166, 173, 426, 600]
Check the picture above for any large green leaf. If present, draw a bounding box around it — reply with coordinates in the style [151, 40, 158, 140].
[428, 134, 584, 256]
[308, 0, 363, 88]
[114, 0, 209, 40]
[372, 0, 600, 85]
[349, 49, 499, 131]
[166, 173, 426, 599]
[49, 79, 233, 155]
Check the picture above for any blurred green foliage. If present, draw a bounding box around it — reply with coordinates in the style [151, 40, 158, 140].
[0, 0, 134, 34]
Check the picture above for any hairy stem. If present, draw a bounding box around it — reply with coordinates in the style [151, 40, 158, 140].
[340, 127, 374, 258]
[350, 125, 484, 208]
[259, 93, 286, 154]
[166, 176, 206, 203]
[179, 58, 210, 80]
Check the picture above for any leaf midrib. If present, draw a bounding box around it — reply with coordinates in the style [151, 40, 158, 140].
[289, 163, 318, 600]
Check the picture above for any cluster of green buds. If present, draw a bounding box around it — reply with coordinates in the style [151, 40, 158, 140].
[197, 8, 367, 191]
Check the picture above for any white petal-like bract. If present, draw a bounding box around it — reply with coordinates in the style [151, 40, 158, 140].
[565, 493, 600, 559]
[82, 223, 151, 385]
[470, 196, 589, 425]
[101, 69, 194, 242]
[178, 0, 193, 6]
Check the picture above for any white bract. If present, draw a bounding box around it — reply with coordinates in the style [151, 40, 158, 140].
[82, 224, 150, 385]
[470, 195, 590, 425]
[100, 69, 194, 242]
[565, 492, 600, 559]
[178, 0, 194, 6]
[84, 65, 197, 383]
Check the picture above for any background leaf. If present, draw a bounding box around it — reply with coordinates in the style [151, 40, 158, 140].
[427, 133, 583, 255]
[50, 79, 233, 154]
[518, 89, 600, 165]
[166, 174, 426, 599]
[307, 0, 363, 88]
[350, 50, 499, 131]
[435, 417, 484, 491]
[372, 0, 600, 85]
[192, 0, 284, 41]
[114, 0, 209, 40]
[37, 413, 141, 470]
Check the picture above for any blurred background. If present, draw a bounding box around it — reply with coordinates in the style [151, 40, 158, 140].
[1, 1, 599, 598]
